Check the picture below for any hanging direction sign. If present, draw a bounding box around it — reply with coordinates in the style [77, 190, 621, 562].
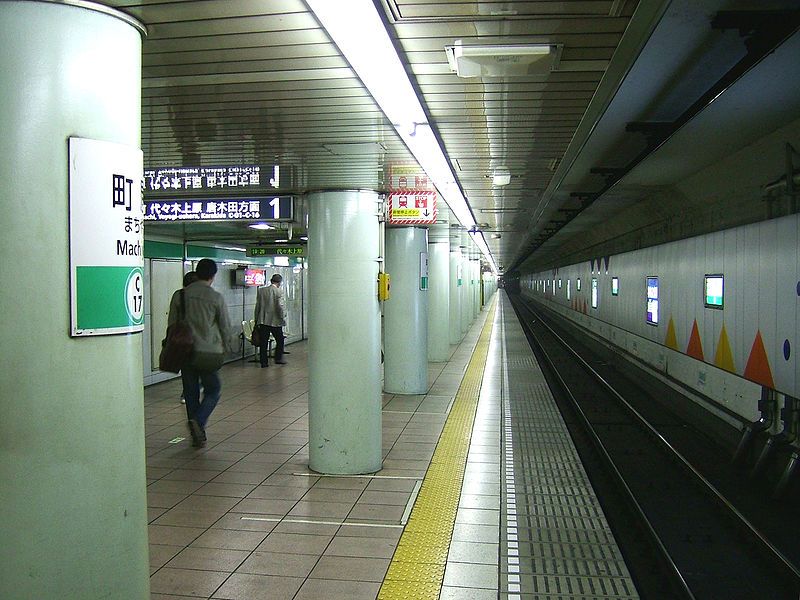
[143, 164, 280, 193]
[143, 196, 293, 222]
[247, 246, 305, 257]
[388, 191, 438, 225]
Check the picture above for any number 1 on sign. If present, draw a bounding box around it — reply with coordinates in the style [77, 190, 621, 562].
[269, 197, 280, 219]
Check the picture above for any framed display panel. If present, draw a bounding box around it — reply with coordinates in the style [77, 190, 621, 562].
[646, 276, 659, 325]
[612, 277, 619, 296]
[591, 277, 598, 308]
[705, 274, 724, 308]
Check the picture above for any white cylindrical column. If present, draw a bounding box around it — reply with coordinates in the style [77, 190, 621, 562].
[308, 190, 382, 474]
[427, 223, 450, 361]
[449, 237, 462, 345]
[384, 227, 428, 393]
[471, 257, 480, 318]
[460, 235, 470, 334]
[0, 3, 148, 599]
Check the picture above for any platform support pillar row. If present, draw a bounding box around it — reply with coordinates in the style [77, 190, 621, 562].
[307, 190, 383, 474]
[460, 231, 471, 334]
[471, 255, 480, 318]
[449, 231, 463, 345]
[384, 227, 429, 394]
[427, 222, 450, 362]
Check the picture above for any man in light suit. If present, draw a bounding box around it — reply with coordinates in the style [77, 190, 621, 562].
[254, 273, 287, 367]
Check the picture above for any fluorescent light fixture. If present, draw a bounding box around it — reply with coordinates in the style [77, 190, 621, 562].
[492, 167, 510, 186]
[307, 0, 490, 263]
[249, 223, 274, 230]
[469, 230, 498, 274]
[445, 41, 557, 78]
[323, 141, 387, 155]
[300, 236, 308, 241]
[275, 239, 289, 243]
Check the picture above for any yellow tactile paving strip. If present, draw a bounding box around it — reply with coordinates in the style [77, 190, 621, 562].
[378, 299, 497, 599]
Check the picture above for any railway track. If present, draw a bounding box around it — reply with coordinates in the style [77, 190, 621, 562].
[509, 294, 800, 600]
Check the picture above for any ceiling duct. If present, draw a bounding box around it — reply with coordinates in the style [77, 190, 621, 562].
[445, 41, 561, 77]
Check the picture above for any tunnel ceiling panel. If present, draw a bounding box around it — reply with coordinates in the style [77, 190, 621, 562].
[98, 0, 800, 270]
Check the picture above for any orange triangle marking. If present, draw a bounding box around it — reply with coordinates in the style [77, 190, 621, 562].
[665, 316, 679, 351]
[744, 330, 775, 388]
[714, 324, 736, 373]
[686, 320, 705, 361]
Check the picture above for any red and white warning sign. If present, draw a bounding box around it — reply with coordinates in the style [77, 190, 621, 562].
[388, 191, 438, 225]
[388, 164, 435, 192]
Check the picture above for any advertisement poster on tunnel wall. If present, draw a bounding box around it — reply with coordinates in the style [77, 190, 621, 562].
[68, 137, 144, 337]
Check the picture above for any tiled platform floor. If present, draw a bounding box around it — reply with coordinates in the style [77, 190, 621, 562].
[145, 295, 636, 599]
[145, 307, 496, 599]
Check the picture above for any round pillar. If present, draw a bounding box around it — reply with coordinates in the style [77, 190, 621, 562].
[307, 190, 382, 474]
[0, 2, 148, 598]
[384, 227, 429, 393]
[460, 237, 470, 334]
[471, 256, 480, 318]
[427, 223, 450, 361]
[449, 240, 463, 345]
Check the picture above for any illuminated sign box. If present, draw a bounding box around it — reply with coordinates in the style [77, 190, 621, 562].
[611, 277, 619, 296]
[143, 196, 293, 222]
[247, 246, 305, 257]
[143, 165, 272, 193]
[646, 276, 659, 325]
[233, 268, 266, 287]
[705, 274, 724, 308]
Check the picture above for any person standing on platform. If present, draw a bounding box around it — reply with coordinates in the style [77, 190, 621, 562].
[167, 258, 235, 447]
[254, 273, 287, 367]
[179, 270, 199, 405]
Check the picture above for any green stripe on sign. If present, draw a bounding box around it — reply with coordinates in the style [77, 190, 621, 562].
[76, 266, 142, 329]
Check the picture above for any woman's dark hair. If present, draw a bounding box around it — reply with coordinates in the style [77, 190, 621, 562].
[183, 271, 199, 287]
[196, 258, 218, 280]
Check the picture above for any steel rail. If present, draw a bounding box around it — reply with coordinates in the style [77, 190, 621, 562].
[515, 296, 800, 585]
[510, 297, 695, 600]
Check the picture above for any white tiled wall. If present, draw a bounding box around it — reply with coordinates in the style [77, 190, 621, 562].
[143, 259, 307, 387]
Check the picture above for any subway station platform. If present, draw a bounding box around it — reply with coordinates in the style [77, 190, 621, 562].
[144, 294, 637, 599]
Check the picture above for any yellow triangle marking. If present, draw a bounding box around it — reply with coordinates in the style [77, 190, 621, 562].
[714, 324, 736, 373]
[665, 316, 678, 351]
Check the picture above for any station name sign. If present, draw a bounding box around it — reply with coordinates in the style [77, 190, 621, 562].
[144, 196, 293, 222]
[143, 164, 279, 192]
[68, 137, 144, 336]
[247, 246, 305, 257]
